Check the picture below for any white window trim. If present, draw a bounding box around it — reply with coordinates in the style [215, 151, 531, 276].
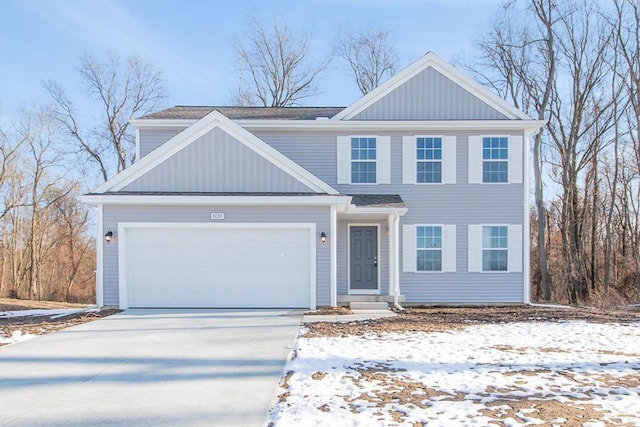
[403, 135, 456, 185]
[415, 135, 444, 185]
[415, 224, 444, 273]
[403, 224, 456, 273]
[469, 135, 523, 185]
[481, 224, 509, 272]
[468, 223, 522, 273]
[339, 135, 389, 185]
[482, 136, 510, 184]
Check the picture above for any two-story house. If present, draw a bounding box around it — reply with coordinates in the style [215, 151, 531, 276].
[83, 52, 544, 309]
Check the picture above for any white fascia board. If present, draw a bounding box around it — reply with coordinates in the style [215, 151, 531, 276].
[344, 206, 408, 216]
[129, 117, 545, 133]
[332, 52, 533, 121]
[96, 110, 339, 195]
[81, 194, 352, 207]
[237, 119, 546, 132]
[129, 119, 196, 128]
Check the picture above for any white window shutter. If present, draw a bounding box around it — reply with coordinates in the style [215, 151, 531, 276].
[402, 136, 416, 184]
[337, 136, 351, 184]
[402, 225, 417, 272]
[468, 136, 482, 184]
[509, 135, 523, 184]
[377, 136, 391, 184]
[442, 136, 457, 184]
[468, 225, 482, 272]
[508, 224, 523, 272]
[442, 225, 456, 272]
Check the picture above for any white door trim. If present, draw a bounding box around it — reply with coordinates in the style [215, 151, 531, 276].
[117, 222, 316, 309]
[347, 223, 381, 295]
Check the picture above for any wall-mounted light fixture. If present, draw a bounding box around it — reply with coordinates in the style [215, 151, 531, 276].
[104, 231, 113, 244]
[320, 232, 327, 245]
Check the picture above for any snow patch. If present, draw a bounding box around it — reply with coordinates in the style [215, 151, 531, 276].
[269, 321, 640, 426]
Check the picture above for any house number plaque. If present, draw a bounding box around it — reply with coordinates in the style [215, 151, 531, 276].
[210, 212, 225, 220]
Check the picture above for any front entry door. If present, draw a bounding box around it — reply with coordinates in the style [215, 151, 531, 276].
[350, 226, 378, 291]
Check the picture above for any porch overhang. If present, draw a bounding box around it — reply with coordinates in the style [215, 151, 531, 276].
[338, 194, 407, 218]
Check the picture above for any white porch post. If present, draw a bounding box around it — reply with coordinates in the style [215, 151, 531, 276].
[96, 204, 104, 307]
[388, 214, 400, 299]
[330, 205, 337, 307]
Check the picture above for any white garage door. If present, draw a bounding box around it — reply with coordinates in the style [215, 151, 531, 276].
[121, 224, 313, 308]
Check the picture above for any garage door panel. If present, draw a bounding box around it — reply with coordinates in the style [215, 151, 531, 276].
[123, 225, 312, 308]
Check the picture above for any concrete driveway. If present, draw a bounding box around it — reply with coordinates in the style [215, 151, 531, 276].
[0, 309, 303, 427]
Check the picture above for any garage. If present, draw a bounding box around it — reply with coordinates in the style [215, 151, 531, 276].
[119, 223, 314, 308]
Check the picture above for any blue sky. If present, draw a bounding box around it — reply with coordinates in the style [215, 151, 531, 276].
[1, 0, 504, 111]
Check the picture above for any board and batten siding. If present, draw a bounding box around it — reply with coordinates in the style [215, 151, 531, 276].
[351, 67, 509, 120]
[253, 129, 526, 303]
[101, 205, 332, 307]
[139, 128, 184, 158]
[124, 127, 312, 193]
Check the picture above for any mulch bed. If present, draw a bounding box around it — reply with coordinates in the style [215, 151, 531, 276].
[0, 309, 121, 344]
[304, 306, 640, 337]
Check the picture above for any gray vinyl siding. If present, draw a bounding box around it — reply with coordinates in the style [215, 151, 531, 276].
[124, 127, 312, 193]
[253, 128, 526, 303]
[101, 205, 331, 307]
[139, 128, 184, 158]
[351, 67, 509, 120]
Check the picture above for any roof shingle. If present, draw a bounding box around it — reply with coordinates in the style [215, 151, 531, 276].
[139, 106, 345, 121]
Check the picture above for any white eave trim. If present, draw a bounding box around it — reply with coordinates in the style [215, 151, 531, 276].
[332, 52, 532, 121]
[96, 110, 339, 195]
[81, 194, 352, 206]
[343, 205, 408, 216]
[131, 118, 546, 132]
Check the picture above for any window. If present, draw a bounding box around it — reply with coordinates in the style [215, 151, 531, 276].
[416, 137, 442, 183]
[482, 137, 508, 183]
[482, 226, 508, 271]
[351, 137, 376, 183]
[417, 226, 442, 271]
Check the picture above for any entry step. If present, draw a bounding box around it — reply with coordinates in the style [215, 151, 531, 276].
[349, 301, 389, 310]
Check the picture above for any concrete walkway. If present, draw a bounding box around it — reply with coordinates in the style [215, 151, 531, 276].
[0, 309, 303, 427]
[302, 309, 397, 323]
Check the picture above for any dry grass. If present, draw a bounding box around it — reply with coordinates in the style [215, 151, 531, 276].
[0, 298, 89, 311]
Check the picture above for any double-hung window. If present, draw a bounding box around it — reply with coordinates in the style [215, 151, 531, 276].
[482, 137, 508, 183]
[416, 137, 442, 183]
[482, 226, 508, 271]
[416, 226, 442, 271]
[403, 224, 455, 273]
[351, 137, 377, 184]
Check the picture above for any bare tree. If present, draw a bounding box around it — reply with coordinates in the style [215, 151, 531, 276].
[472, 0, 555, 300]
[46, 52, 166, 182]
[338, 28, 398, 95]
[472, 0, 627, 304]
[234, 17, 330, 107]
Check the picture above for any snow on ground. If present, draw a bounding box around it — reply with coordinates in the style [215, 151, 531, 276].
[0, 329, 38, 345]
[0, 308, 88, 318]
[269, 321, 640, 426]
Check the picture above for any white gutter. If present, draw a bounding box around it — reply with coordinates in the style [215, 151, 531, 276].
[82, 194, 352, 207]
[131, 118, 547, 133]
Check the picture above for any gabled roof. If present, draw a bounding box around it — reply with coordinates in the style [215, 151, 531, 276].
[332, 52, 532, 121]
[94, 110, 339, 195]
[139, 106, 345, 121]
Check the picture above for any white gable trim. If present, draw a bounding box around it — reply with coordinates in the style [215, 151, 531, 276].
[132, 118, 546, 132]
[96, 110, 339, 195]
[332, 52, 531, 121]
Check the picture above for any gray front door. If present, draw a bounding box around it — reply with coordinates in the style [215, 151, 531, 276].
[349, 226, 378, 290]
